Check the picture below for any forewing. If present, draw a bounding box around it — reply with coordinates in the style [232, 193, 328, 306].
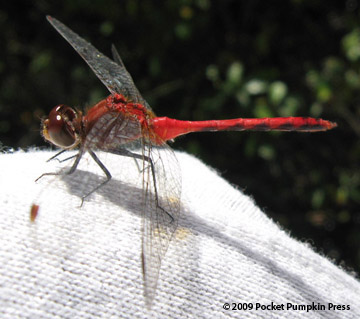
[47, 16, 147, 105]
[141, 141, 181, 307]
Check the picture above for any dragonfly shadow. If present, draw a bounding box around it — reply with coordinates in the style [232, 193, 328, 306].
[60, 168, 145, 219]
[60, 169, 345, 317]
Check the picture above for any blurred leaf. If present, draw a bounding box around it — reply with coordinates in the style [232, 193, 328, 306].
[323, 57, 344, 76]
[269, 81, 287, 105]
[258, 144, 276, 160]
[235, 88, 250, 107]
[254, 99, 274, 118]
[316, 82, 332, 102]
[175, 22, 191, 39]
[342, 28, 360, 62]
[100, 21, 114, 36]
[179, 6, 194, 19]
[345, 70, 360, 88]
[206, 64, 219, 82]
[312, 188, 325, 209]
[306, 70, 320, 89]
[226, 61, 244, 86]
[309, 102, 324, 117]
[29, 51, 52, 73]
[278, 96, 300, 116]
[245, 79, 268, 95]
[244, 136, 257, 158]
[196, 0, 210, 10]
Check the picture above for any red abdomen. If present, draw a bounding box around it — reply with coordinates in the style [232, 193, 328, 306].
[150, 116, 337, 142]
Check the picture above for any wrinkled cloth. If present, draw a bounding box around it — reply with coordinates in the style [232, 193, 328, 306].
[0, 150, 359, 319]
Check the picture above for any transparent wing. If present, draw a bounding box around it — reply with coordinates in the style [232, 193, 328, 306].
[47, 16, 148, 106]
[83, 112, 181, 306]
[83, 111, 142, 151]
[141, 141, 181, 307]
[111, 44, 126, 68]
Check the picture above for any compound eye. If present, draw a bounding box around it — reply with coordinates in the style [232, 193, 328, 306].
[42, 105, 79, 148]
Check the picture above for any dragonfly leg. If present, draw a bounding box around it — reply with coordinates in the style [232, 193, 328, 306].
[35, 149, 83, 182]
[132, 157, 152, 174]
[108, 148, 174, 223]
[80, 150, 112, 206]
[132, 157, 142, 173]
[46, 149, 67, 162]
[37, 149, 110, 207]
[46, 149, 79, 163]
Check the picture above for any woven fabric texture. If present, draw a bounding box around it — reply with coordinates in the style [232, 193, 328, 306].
[0, 150, 359, 318]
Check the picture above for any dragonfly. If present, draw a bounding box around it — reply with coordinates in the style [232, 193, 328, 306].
[36, 16, 337, 307]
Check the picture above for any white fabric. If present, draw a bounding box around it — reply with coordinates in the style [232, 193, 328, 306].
[0, 150, 359, 319]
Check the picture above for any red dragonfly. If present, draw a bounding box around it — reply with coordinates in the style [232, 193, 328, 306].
[38, 16, 336, 306]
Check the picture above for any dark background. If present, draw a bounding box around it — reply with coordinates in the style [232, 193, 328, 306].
[1, 1, 359, 275]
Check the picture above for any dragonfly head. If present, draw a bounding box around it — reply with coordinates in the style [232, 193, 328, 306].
[42, 105, 82, 149]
